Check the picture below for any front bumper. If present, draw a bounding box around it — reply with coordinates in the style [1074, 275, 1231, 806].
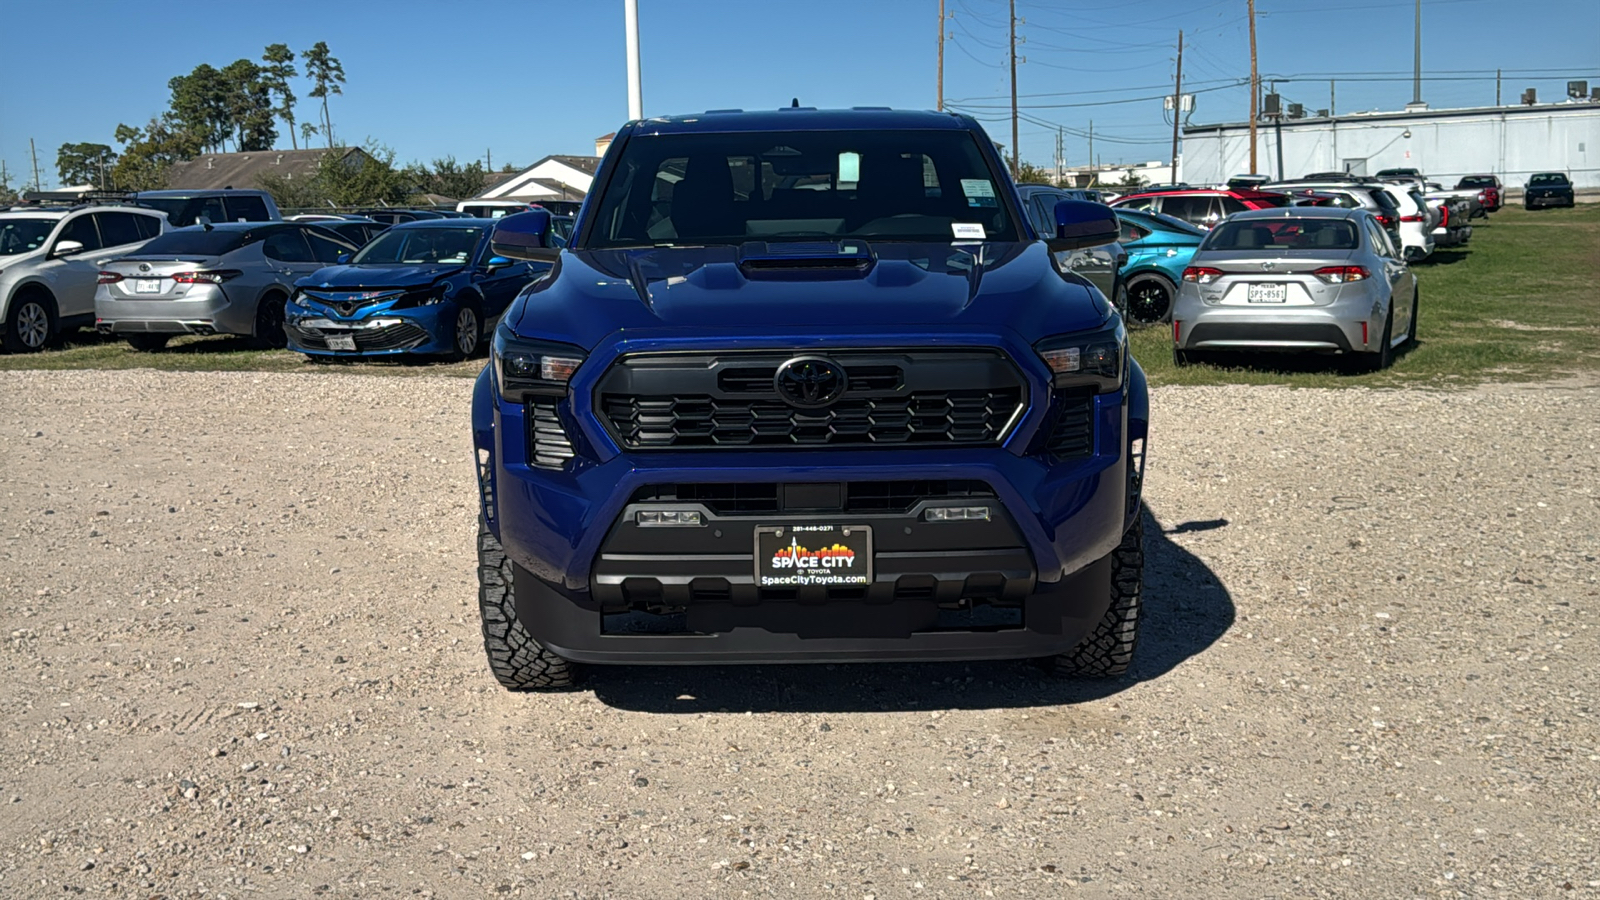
[285, 300, 456, 356]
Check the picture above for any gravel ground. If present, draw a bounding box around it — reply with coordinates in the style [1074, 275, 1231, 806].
[1, 368, 1597, 899]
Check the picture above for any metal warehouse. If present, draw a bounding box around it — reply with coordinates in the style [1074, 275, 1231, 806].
[1181, 102, 1600, 190]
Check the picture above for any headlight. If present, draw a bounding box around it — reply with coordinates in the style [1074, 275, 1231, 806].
[492, 328, 586, 402]
[1035, 320, 1126, 393]
[392, 285, 448, 308]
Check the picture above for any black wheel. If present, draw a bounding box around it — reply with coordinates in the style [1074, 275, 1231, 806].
[124, 334, 170, 352]
[478, 517, 576, 690]
[1172, 346, 1192, 367]
[1405, 288, 1419, 348]
[1358, 306, 1394, 372]
[252, 293, 288, 349]
[1048, 518, 1143, 677]
[447, 300, 482, 361]
[1123, 273, 1176, 325]
[3, 290, 57, 353]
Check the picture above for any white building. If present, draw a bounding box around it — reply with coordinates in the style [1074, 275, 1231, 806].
[472, 155, 600, 204]
[1180, 101, 1600, 190]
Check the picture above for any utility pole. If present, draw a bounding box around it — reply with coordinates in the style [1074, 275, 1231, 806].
[1248, 0, 1259, 174]
[1056, 126, 1064, 185]
[1496, 68, 1502, 105]
[1088, 120, 1094, 184]
[486, 148, 492, 172]
[1330, 80, 1336, 116]
[29, 138, 41, 192]
[1170, 29, 1184, 185]
[1008, 0, 1019, 177]
[1412, 0, 1422, 105]
[624, 0, 643, 120]
[937, 0, 945, 111]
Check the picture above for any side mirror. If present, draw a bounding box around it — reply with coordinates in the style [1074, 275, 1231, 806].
[1046, 200, 1119, 251]
[489, 209, 558, 262]
[484, 256, 513, 270]
[336, 253, 351, 264]
[51, 239, 85, 258]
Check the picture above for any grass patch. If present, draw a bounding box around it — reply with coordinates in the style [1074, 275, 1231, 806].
[1134, 203, 1600, 388]
[0, 331, 483, 377]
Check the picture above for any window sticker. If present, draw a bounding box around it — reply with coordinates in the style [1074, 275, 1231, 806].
[959, 179, 998, 208]
[951, 222, 987, 240]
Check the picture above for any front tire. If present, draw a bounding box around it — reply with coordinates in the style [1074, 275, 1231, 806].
[252, 293, 288, 349]
[478, 517, 576, 691]
[4, 291, 57, 353]
[125, 334, 171, 352]
[1048, 519, 1144, 677]
[447, 300, 481, 362]
[1124, 273, 1176, 325]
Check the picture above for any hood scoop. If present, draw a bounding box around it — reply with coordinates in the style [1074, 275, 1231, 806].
[736, 241, 874, 280]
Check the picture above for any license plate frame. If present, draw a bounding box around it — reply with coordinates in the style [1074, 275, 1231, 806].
[325, 333, 357, 352]
[1247, 282, 1288, 303]
[133, 278, 162, 294]
[754, 524, 873, 588]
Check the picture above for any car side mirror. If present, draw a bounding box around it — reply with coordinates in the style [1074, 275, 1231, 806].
[336, 253, 351, 264]
[51, 239, 85, 258]
[1046, 200, 1119, 251]
[484, 256, 513, 271]
[489, 209, 558, 262]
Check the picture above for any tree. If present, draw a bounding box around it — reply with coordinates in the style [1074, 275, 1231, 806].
[301, 42, 346, 150]
[256, 142, 418, 210]
[168, 64, 233, 152]
[56, 142, 118, 188]
[300, 122, 318, 147]
[221, 59, 277, 151]
[110, 118, 204, 192]
[427, 156, 488, 201]
[261, 43, 299, 150]
[1114, 170, 1148, 189]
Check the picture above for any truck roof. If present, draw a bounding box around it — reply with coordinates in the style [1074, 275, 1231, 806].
[632, 107, 971, 135]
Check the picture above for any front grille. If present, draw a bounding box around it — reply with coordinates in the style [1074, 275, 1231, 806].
[1046, 390, 1095, 460]
[629, 479, 996, 516]
[292, 322, 429, 352]
[527, 399, 576, 469]
[598, 350, 1026, 450]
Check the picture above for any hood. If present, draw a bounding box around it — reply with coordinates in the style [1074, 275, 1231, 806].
[298, 263, 464, 292]
[509, 242, 1108, 347]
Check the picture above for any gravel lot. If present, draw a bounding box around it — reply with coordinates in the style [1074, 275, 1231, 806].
[2, 368, 1597, 898]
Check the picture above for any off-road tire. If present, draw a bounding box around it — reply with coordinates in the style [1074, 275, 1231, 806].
[125, 334, 171, 352]
[478, 517, 576, 690]
[4, 289, 57, 353]
[1050, 518, 1143, 677]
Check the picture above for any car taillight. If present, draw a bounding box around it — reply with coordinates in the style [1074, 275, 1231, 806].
[97, 271, 124, 284]
[1376, 214, 1396, 228]
[170, 270, 242, 284]
[1182, 266, 1224, 284]
[1312, 266, 1370, 284]
[1439, 206, 1450, 227]
[1400, 214, 1425, 222]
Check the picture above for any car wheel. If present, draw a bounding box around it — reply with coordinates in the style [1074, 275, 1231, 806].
[1405, 288, 1420, 348]
[1124, 273, 1176, 325]
[448, 301, 481, 361]
[1360, 306, 1394, 372]
[478, 516, 576, 691]
[1047, 517, 1143, 677]
[3, 290, 57, 354]
[252, 293, 288, 349]
[124, 334, 170, 352]
[1172, 346, 1193, 367]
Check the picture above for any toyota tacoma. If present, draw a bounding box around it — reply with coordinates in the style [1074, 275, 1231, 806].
[471, 108, 1149, 689]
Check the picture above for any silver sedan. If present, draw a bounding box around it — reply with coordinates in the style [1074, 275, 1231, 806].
[1170, 207, 1417, 371]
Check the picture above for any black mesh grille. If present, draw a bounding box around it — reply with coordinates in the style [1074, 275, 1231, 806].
[628, 480, 995, 516]
[1046, 390, 1095, 460]
[292, 322, 429, 352]
[527, 399, 575, 469]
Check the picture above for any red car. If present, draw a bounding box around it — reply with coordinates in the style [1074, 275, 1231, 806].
[1110, 188, 1289, 230]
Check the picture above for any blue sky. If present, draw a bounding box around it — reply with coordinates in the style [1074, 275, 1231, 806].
[2, 0, 1595, 189]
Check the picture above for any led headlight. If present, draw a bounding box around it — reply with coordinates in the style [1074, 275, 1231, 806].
[1035, 320, 1126, 392]
[492, 328, 586, 401]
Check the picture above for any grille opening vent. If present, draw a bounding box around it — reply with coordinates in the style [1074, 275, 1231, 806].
[1046, 389, 1095, 461]
[527, 399, 576, 469]
[628, 479, 996, 517]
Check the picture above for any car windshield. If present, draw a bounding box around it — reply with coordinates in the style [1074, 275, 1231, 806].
[133, 229, 254, 256]
[351, 227, 483, 264]
[1203, 218, 1359, 251]
[1458, 176, 1493, 186]
[587, 129, 1020, 247]
[0, 218, 56, 256]
[1530, 174, 1568, 185]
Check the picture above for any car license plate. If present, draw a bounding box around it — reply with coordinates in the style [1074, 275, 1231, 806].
[134, 279, 161, 294]
[1247, 283, 1287, 303]
[326, 334, 356, 351]
[755, 524, 872, 588]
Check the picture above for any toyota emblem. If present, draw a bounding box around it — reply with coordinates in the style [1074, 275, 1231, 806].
[774, 356, 847, 408]
[1260, 260, 1277, 271]
[138, 263, 151, 272]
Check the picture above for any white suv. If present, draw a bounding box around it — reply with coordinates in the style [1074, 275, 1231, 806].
[0, 205, 167, 352]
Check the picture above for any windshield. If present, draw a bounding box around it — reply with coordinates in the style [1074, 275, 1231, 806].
[1203, 218, 1359, 251]
[1458, 176, 1493, 187]
[133, 229, 254, 256]
[0, 218, 56, 256]
[587, 129, 1020, 247]
[351, 227, 483, 264]
[1530, 173, 1568, 185]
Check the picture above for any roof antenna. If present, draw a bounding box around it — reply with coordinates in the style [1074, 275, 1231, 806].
[791, 97, 799, 108]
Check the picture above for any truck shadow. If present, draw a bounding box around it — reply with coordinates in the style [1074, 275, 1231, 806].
[584, 504, 1235, 713]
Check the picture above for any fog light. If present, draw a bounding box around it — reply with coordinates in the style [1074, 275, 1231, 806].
[925, 506, 991, 522]
[636, 509, 703, 527]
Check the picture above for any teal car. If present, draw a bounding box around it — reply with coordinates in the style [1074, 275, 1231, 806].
[1115, 209, 1206, 325]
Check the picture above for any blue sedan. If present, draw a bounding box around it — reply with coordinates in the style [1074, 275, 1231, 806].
[285, 218, 547, 360]
[1115, 209, 1207, 325]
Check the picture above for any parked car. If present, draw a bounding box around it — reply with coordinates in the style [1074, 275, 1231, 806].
[1113, 208, 1206, 324]
[1110, 188, 1288, 230]
[125, 189, 280, 227]
[1016, 183, 1123, 305]
[1375, 167, 1423, 179]
[1277, 180, 1431, 260]
[457, 200, 541, 219]
[1453, 175, 1503, 213]
[1523, 172, 1575, 209]
[1171, 207, 1417, 371]
[1264, 181, 1404, 245]
[309, 217, 387, 247]
[284, 217, 547, 361]
[469, 107, 1149, 689]
[94, 221, 357, 350]
[354, 208, 447, 226]
[1, 205, 167, 352]
[1421, 194, 1473, 248]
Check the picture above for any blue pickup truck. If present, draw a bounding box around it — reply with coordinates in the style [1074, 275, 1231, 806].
[471, 108, 1149, 689]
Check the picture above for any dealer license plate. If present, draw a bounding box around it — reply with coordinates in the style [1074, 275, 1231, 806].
[755, 524, 872, 588]
[325, 334, 356, 351]
[134, 278, 161, 294]
[1247, 283, 1287, 303]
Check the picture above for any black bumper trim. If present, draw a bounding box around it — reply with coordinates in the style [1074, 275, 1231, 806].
[1186, 321, 1353, 352]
